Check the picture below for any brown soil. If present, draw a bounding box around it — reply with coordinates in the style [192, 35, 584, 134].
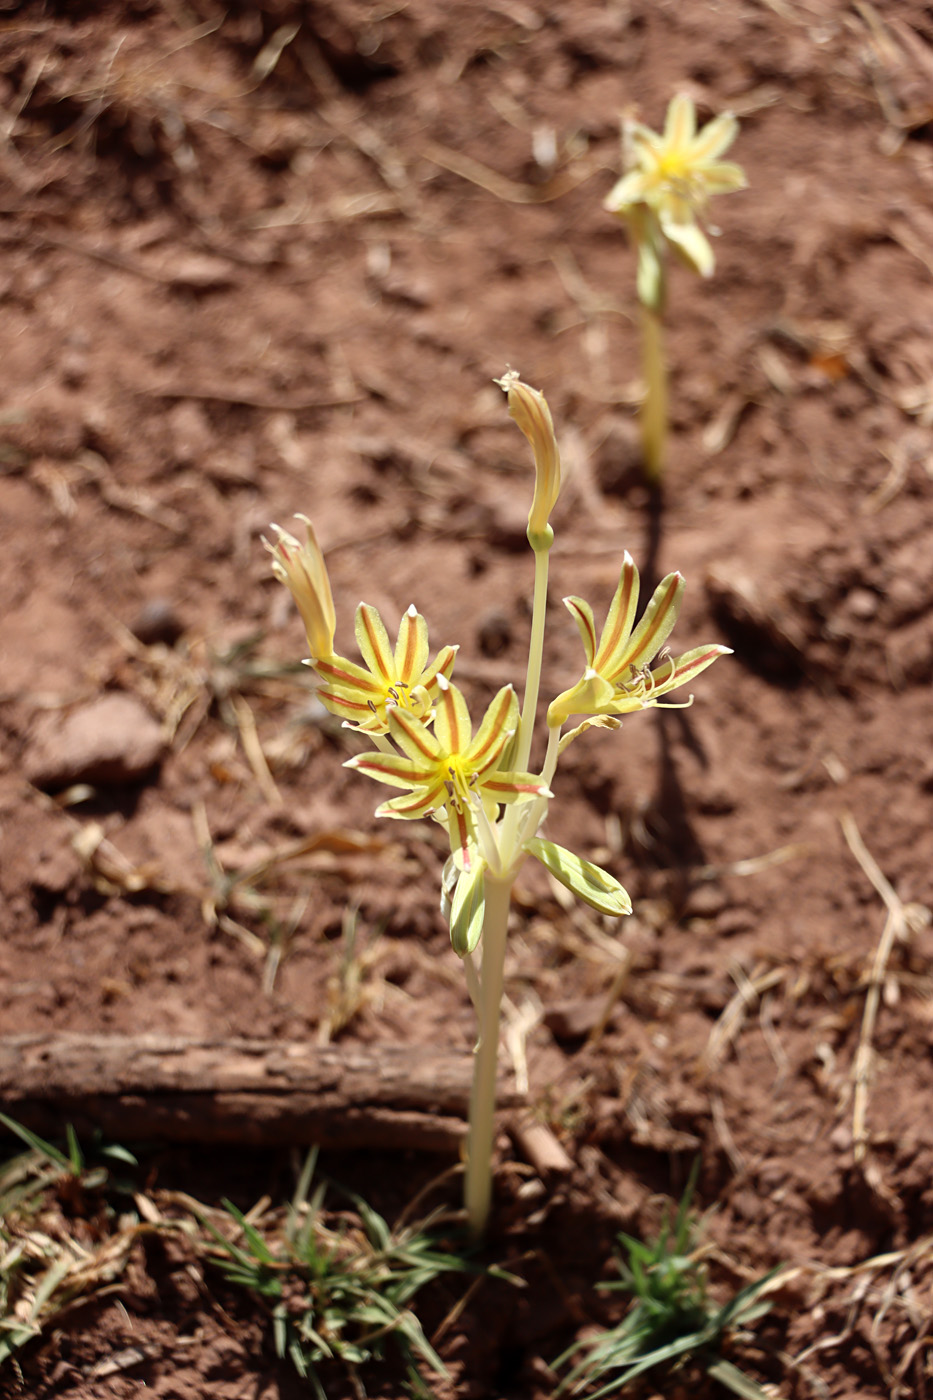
[2, 1, 933, 1396]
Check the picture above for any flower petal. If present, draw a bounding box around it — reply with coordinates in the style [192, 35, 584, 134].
[355, 603, 394, 685]
[446, 803, 475, 871]
[314, 653, 383, 698]
[376, 781, 449, 819]
[608, 571, 685, 678]
[698, 159, 747, 195]
[604, 169, 649, 214]
[420, 643, 458, 692]
[629, 123, 665, 162]
[499, 375, 562, 543]
[563, 596, 599, 670]
[547, 669, 616, 728]
[387, 706, 442, 765]
[664, 93, 696, 150]
[317, 689, 381, 724]
[688, 111, 739, 164]
[265, 517, 336, 661]
[466, 686, 518, 775]
[646, 643, 732, 699]
[394, 604, 429, 685]
[662, 219, 715, 278]
[345, 749, 435, 789]
[556, 715, 622, 755]
[481, 770, 552, 802]
[593, 552, 640, 675]
[433, 677, 473, 755]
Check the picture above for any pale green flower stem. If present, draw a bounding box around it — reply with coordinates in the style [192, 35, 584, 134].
[514, 541, 550, 774]
[464, 871, 513, 1236]
[464, 540, 551, 1237]
[640, 302, 667, 484]
[501, 540, 550, 856]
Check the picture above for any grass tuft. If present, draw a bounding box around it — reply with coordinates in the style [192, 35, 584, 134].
[0, 1122, 471, 1396]
[198, 1147, 467, 1397]
[554, 1162, 778, 1399]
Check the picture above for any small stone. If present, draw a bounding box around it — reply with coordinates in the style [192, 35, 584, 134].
[846, 587, 878, 620]
[487, 497, 528, 553]
[25, 694, 166, 789]
[715, 906, 755, 938]
[477, 608, 512, 657]
[32, 831, 81, 893]
[130, 598, 184, 647]
[683, 883, 726, 918]
[543, 997, 605, 1041]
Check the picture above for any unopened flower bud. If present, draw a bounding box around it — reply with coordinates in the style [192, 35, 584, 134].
[264, 515, 337, 661]
[497, 372, 561, 550]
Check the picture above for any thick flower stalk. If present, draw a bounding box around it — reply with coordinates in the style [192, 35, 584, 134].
[604, 93, 745, 481]
[267, 373, 731, 1238]
[494, 374, 560, 779]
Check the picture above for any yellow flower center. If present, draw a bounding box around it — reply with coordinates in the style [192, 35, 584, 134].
[378, 680, 431, 724]
[656, 150, 689, 182]
[442, 756, 478, 810]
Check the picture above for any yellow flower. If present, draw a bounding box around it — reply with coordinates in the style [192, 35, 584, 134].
[347, 678, 550, 868]
[605, 93, 745, 283]
[497, 372, 561, 549]
[547, 552, 730, 728]
[315, 602, 457, 735]
[265, 516, 336, 662]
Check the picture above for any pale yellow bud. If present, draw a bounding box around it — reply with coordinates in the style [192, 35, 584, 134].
[264, 515, 336, 661]
[497, 372, 561, 549]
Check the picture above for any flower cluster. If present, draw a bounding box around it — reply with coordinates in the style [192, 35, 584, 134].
[265, 522, 457, 735]
[267, 375, 728, 945]
[268, 374, 732, 1239]
[605, 93, 746, 309]
[265, 487, 551, 883]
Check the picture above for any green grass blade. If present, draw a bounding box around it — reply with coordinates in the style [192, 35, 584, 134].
[220, 1199, 277, 1265]
[0, 1115, 70, 1169]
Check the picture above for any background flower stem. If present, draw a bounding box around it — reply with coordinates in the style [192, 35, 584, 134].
[640, 302, 668, 483]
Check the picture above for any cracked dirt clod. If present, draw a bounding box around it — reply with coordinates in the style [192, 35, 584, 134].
[24, 693, 166, 789]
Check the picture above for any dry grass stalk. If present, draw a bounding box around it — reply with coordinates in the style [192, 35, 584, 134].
[700, 962, 787, 1076]
[841, 811, 932, 1164]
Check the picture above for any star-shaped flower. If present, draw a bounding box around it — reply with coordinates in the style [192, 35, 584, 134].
[315, 602, 458, 735]
[347, 677, 550, 868]
[547, 552, 730, 728]
[605, 93, 746, 288]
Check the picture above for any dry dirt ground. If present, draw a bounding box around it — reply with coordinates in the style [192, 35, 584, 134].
[2, 1, 933, 1397]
